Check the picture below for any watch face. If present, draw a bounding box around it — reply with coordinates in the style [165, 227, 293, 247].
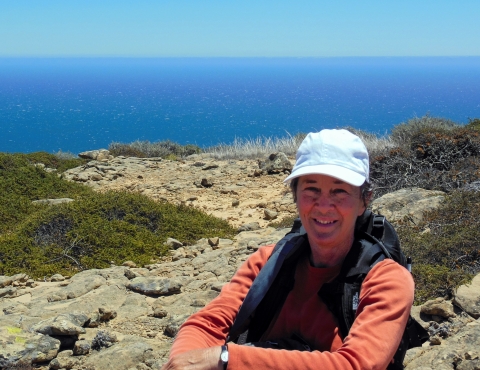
[221, 350, 229, 362]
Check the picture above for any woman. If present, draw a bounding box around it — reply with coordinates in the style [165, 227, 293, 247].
[162, 129, 414, 370]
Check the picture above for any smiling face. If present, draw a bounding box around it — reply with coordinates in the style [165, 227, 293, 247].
[296, 174, 366, 266]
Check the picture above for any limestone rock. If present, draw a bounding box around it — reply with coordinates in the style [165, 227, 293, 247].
[49, 354, 78, 369]
[78, 149, 111, 161]
[238, 222, 261, 232]
[85, 336, 153, 370]
[0, 328, 61, 367]
[165, 238, 183, 249]
[454, 274, 480, 319]
[32, 313, 89, 336]
[50, 274, 65, 282]
[371, 187, 446, 225]
[32, 198, 74, 206]
[421, 297, 456, 319]
[264, 208, 278, 220]
[73, 339, 91, 355]
[258, 152, 292, 174]
[47, 273, 106, 301]
[127, 277, 182, 296]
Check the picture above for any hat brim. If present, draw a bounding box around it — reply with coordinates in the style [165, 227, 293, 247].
[283, 164, 366, 187]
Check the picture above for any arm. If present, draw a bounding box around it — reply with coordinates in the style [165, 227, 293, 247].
[169, 256, 413, 370]
[169, 244, 275, 357]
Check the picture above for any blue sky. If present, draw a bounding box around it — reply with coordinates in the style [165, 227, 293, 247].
[1, 0, 479, 57]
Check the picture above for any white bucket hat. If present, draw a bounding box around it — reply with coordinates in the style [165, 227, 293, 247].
[284, 129, 369, 186]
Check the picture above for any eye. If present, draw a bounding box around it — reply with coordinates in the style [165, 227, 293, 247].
[305, 187, 320, 193]
[332, 188, 349, 197]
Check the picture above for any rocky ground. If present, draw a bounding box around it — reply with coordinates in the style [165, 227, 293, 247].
[62, 150, 297, 229]
[1, 150, 479, 370]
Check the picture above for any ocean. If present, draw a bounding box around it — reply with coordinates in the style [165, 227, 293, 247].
[1, 57, 480, 154]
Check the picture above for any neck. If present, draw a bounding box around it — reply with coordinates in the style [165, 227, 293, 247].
[308, 235, 354, 268]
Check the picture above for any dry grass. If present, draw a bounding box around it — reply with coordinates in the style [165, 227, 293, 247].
[207, 133, 305, 159]
[206, 130, 395, 160]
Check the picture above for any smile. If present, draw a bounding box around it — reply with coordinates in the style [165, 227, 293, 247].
[314, 219, 336, 225]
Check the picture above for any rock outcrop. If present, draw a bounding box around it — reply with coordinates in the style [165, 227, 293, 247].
[2, 154, 479, 369]
[62, 155, 297, 228]
[0, 227, 289, 369]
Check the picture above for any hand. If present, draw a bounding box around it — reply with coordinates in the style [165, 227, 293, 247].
[161, 346, 223, 370]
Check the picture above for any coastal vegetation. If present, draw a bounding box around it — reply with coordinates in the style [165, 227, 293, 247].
[0, 152, 235, 278]
[1, 115, 480, 304]
[109, 140, 202, 160]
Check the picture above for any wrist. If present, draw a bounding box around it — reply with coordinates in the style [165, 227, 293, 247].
[219, 344, 229, 370]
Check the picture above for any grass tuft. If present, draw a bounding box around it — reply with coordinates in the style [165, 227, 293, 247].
[108, 140, 202, 159]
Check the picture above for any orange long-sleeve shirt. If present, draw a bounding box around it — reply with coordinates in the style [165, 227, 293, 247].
[170, 244, 414, 370]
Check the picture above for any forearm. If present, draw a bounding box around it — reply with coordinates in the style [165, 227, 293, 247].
[169, 245, 275, 358]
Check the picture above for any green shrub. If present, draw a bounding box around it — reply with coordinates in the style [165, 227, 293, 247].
[0, 191, 235, 278]
[411, 264, 471, 304]
[397, 190, 480, 304]
[0, 153, 91, 234]
[0, 152, 235, 278]
[370, 126, 480, 198]
[466, 117, 480, 131]
[389, 114, 459, 148]
[109, 140, 202, 159]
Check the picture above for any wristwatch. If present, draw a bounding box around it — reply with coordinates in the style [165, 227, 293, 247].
[220, 345, 229, 370]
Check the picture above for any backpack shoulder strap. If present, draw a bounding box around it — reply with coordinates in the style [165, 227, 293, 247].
[227, 226, 306, 342]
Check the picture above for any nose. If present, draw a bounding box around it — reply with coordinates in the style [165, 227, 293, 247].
[314, 192, 334, 211]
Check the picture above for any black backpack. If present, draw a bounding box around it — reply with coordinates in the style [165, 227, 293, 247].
[227, 210, 428, 369]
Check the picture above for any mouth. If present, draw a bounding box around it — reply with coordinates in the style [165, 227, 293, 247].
[313, 218, 336, 225]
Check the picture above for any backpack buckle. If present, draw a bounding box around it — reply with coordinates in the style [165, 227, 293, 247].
[372, 215, 385, 229]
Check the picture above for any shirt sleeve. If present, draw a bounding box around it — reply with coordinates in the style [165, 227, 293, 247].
[170, 253, 414, 370]
[168, 244, 275, 357]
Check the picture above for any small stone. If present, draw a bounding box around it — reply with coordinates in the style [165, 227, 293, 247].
[208, 237, 220, 247]
[122, 260, 137, 268]
[124, 269, 137, 279]
[165, 238, 183, 249]
[232, 199, 240, 207]
[264, 208, 278, 220]
[90, 173, 103, 181]
[464, 351, 479, 360]
[50, 274, 65, 282]
[152, 307, 168, 318]
[98, 307, 117, 321]
[201, 178, 214, 188]
[421, 297, 456, 319]
[238, 222, 261, 232]
[26, 279, 36, 287]
[73, 339, 91, 355]
[430, 335, 442, 345]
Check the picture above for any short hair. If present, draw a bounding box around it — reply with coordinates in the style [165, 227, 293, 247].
[289, 177, 373, 206]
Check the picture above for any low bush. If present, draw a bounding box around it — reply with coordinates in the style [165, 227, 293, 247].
[389, 114, 459, 148]
[0, 153, 235, 278]
[0, 190, 235, 278]
[466, 117, 480, 131]
[0, 153, 90, 234]
[397, 190, 480, 304]
[109, 140, 202, 159]
[370, 126, 480, 198]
